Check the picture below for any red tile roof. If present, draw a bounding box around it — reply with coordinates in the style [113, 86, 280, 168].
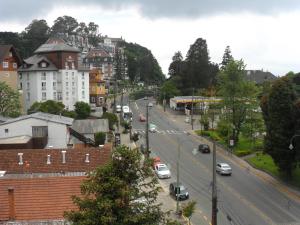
[0, 144, 112, 174]
[0, 176, 84, 221]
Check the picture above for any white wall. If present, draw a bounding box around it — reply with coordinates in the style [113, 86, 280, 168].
[0, 118, 69, 148]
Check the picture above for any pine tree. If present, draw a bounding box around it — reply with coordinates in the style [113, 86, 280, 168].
[220, 46, 234, 70]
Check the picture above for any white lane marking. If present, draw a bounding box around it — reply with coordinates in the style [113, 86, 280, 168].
[135, 102, 139, 110]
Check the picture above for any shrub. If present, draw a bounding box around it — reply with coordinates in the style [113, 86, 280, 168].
[235, 150, 252, 157]
[94, 132, 106, 146]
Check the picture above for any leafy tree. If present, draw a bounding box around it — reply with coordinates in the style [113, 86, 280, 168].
[28, 100, 65, 115]
[76, 22, 89, 36]
[101, 112, 118, 130]
[159, 79, 181, 103]
[0, 82, 21, 117]
[74, 101, 91, 119]
[182, 201, 197, 225]
[168, 51, 183, 77]
[51, 15, 78, 35]
[64, 145, 167, 225]
[200, 114, 209, 131]
[261, 76, 298, 177]
[183, 38, 219, 94]
[220, 46, 234, 70]
[207, 103, 221, 130]
[94, 132, 106, 146]
[218, 60, 259, 144]
[0, 32, 26, 58]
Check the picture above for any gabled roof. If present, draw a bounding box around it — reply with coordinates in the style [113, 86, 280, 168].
[1, 112, 74, 126]
[72, 119, 109, 134]
[0, 44, 22, 66]
[245, 70, 277, 84]
[34, 43, 80, 54]
[19, 54, 58, 71]
[86, 48, 110, 58]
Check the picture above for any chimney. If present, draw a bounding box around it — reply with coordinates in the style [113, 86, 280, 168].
[18, 153, 23, 165]
[8, 187, 15, 220]
[61, 150, 66, 164]
[47, 155, 51, 165]
[85, 153, 90, 163]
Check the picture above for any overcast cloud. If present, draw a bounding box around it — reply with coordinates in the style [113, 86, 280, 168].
[1, 0, 300, 76]
[1, 0, 300, 21]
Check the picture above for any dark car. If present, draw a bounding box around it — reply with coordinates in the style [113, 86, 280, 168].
[169, 182, 189, 200]
[198, 144, 211, 153]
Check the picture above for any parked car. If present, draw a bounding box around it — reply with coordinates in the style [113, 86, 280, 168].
[198, 144, 210, 153]
[139, 114, 146, 122]
[216, 163, 232, 175]
[143, 96, 148, 100]
[152, 156, 161, 169]
[116, 105, 122, 113]
[154, 163, 171, 179]
[169, 182, 189, 200]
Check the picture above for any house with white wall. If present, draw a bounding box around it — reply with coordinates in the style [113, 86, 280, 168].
[18, 38, 90, 111]
[0, 112, 73, 149]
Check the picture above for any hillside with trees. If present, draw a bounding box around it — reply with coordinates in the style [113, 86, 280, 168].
[0, 15, 165, 85]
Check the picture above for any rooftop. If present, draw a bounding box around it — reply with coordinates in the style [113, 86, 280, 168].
[0, 135, 31, 144]
[34, 43, 80, 54]
[72, 119, 109, 134]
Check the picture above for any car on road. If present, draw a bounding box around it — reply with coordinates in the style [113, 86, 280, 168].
[152, 156, 161, 169]
[116, 105, 122, 113]
[149, 123, 157, 132]
[198, 144, 211, 153]
[154, 163, 171, 179]
[139, 114, 146, 122]
[169, 182, 189, 200]
[216, 163, 232, 175]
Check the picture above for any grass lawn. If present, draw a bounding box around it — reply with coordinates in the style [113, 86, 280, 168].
[247, 152, 300, 188]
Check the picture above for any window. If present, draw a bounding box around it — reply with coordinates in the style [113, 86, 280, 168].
[42, 82, 46, 90]
[26, 82, 30, 90]
[26, 92, 30, 101]
[19, 82, 22, 89]
[41, 62, 47, 68]
[19, 73, 22, 80]
[66, 72, 69, 79]
[82, 81, 85, 89]
[66, 91, 69, 97]
[82, 72, 85, 79]
[53, 92, 57, 100]
[2, 61, 8, 68]
[57, 92, 62, 101]
[72, 91, 75, 95]
[72, 82, 75, 87]
[53, 72, 57, 80]
[65, 62, 69, 69]
[13, 63, 17, 69]
[5, 129, 8, 134]
[41, 72, 46, 80]
[82, 90, 85, 99]
[42, 92, 47, 100]
[72, 72, 75, 79]
[53, 82, 56, 90]
[27, 73, 29, 80]
[66, 82, 69, 88]
[71, 62, 75, 69]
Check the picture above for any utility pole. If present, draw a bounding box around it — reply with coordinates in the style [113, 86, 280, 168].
[176, 141, 181, 214]
[113, 79, 117, 113]
[146, 104, 150, 158]
[212, 140, 218, 225]
[163, 92, 166, 112]
[191, 88, 194, 130]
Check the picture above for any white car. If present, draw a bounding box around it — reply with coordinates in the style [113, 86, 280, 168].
[149, 123, 157, 133]
[116, 105, 122, 113]
[216, 163, 232, 175]
[155, 163, 171, 179]
[122, 105, 130, 113]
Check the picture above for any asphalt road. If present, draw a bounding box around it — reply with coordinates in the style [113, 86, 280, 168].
[121, 96, 300, 225]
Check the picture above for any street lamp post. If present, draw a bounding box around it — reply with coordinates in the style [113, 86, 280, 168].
[145, 102, 153, 158]
[211, 139, 218, 225]
[289, 134, 300, 150]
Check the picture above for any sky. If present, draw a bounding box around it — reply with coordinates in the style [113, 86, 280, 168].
[1, 0, 300, 76]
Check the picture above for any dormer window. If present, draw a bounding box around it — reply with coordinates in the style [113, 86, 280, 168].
[13, 63, 17, 69]
[41, 62, 47, 68]
[9, 51, 12, 57]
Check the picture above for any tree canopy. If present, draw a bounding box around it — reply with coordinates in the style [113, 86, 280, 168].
[74, 101, 91, 119]
[64, 145, 168, 225]
[220, 45, 234, 70]
[218, 60, 259, 144]
[0, 82, 21, 117]
[261, 76, 299, 177]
